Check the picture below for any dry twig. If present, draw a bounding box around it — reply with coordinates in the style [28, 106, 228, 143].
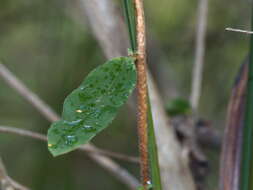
[226, 27, 253, 34]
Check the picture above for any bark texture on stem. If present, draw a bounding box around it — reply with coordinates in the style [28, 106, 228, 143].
[134, 0, 149, 187]
[79, 0, 196, 189]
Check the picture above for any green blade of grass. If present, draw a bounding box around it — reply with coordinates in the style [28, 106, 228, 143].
[122, 0, 137, 51]
[240, 7, 253, 190]
[147, 95, 163, 190]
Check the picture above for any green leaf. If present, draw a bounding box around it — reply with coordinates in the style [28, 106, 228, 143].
[47, 57, 137, 156]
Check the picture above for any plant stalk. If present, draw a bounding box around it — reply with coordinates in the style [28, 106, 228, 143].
[133, 0, 150, 188]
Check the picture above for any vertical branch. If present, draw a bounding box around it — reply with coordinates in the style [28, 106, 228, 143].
[190, 0, 209, 111]
[133, 0, 149, 187]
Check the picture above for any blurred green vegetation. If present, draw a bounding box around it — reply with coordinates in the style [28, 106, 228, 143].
[0, 0, 250, 189]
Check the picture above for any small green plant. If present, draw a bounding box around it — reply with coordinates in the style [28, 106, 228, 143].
[47, 0, 162, 189]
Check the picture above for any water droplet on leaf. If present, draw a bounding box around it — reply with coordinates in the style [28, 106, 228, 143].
[64, 119, 83, 126]
[64, 135, 78, 145]
[81, 125, 96, 132]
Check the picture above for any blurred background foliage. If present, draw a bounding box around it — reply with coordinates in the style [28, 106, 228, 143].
[0, 0, 250, 189]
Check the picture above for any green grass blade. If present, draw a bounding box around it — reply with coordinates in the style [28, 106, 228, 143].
[147, 95, 163, 190]
[240, 7, 253, 190]
[122, 0, 137, 51]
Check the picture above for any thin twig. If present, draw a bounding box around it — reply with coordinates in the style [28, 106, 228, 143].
[190, 0, 209, 111]
[87, 153, 138, 189]
[0, 63, 59, 122]
[0, 125, 139, 163]
[133, 0, 149, 188]
[0, 63, 139, 189]
[226, 27, 253, 34]
[0, 157, 30, 190]
[0, 126, 47, 141]
[82, 146, 139, 163]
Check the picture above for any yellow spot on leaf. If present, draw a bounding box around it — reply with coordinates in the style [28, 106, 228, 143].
[76, 109, 83, 113]
[48, 144, 53, 147]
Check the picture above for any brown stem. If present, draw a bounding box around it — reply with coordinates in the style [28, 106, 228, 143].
[134, 0, 149, 187]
